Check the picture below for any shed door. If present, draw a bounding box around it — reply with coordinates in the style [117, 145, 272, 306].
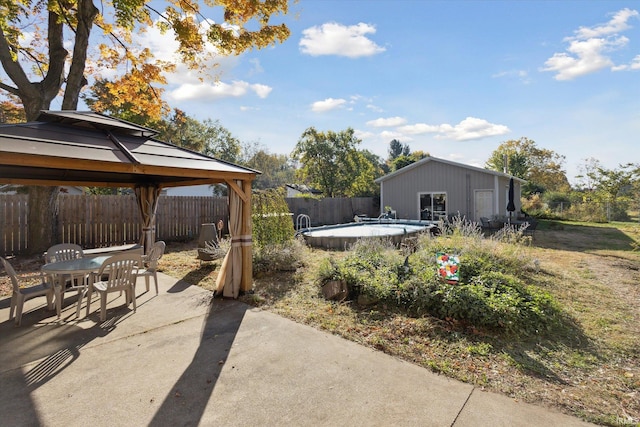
[474, 190, 493, 220]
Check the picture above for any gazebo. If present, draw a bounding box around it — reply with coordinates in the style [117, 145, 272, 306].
[0, 110, 256, 298]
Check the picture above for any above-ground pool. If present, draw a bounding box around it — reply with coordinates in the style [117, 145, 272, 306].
[300, 219, 435, 250]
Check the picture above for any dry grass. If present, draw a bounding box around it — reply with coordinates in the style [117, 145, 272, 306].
[1, 221, 639, 426]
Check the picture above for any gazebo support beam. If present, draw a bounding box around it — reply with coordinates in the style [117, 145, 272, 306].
[226, 179, 249, 203]
[240, 179, 253, 292]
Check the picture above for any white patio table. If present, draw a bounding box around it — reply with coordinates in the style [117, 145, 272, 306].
[41, 255, 111, 319]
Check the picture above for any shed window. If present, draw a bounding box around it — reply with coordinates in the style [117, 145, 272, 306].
[420, 193, 447, 220]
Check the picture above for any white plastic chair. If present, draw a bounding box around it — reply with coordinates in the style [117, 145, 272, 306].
[45, 243, 84, 264]
[44, 243, 86, 316]
[1, 257, 54, 326]
[136, 241, 165, 295]
[86, 253, 139, 321]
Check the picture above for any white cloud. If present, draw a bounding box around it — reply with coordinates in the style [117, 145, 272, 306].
[574, 8, 638, 38]
[613, 54, 640, 71]
[366, 116, 407, 127]
[251, 83, 272, 98]
[397, 123, 441, 135]
[354, 129, 375, 140]
[398, 117, 510, 141]
[299, 22, 386, 58]
[542, 37, 618, 80]
[311, 97, 347, 112]
[541, 8, 639, 80]
[169, 80, 272, 101]
[492, 69, 532, 84]
[380, 130, 410, 141]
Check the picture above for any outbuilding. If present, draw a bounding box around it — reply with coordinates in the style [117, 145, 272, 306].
[375, 156, 524, 222]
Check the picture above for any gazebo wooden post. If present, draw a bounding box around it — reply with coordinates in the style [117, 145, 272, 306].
[241, 179, 253, 292]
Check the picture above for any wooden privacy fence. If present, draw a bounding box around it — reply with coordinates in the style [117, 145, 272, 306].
[0, 194, 379, 256]
[155, 195, 228, 242]
[0, 194, 28, 256]
[0, 194, 228, 256]
[285, 197, 379, 227]
[57, 194, 141, 249]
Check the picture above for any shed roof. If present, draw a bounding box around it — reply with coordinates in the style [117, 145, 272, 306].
[374, 156, 526, 184]
[0, 111, 258, 188]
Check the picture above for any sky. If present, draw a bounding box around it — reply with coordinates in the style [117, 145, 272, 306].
[83, 1, 640, 183]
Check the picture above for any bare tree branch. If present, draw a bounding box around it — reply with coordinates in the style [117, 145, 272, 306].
[0, 81, 20, 96]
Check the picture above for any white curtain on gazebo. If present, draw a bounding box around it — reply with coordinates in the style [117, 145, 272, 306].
[215, 180, 244, 298]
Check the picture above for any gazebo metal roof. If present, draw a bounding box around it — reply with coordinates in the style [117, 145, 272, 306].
[0, 110, 258, 188]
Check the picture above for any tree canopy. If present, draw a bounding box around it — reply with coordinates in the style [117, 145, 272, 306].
[0, 0, 291, 121]
[291, 127, 380, 197]
[157, 110, 242, 162]
[576, 158, 638, 202]
[242, 144, 296, 191]
[385, 139, 428, 172]
[388, 139, 410, 161]
[486, 137, 570, 194]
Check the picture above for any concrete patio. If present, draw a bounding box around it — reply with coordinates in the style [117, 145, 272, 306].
[0, 272, 595, 426]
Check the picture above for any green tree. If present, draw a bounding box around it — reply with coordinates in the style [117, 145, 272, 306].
[566, 158, 638, 221]
[585, 161, 636, 202]
[242, 144, 296, 190]
[157, 111, 241, 162]
[575, 157, 603, 192]
[344, 150, 380, 197]
[388, 139, 410, 161]
[155, 109, 209, 152]
[486, 137, 570, 194]
[391, 150, 429, 172]
[358, 149, 385, 196]
[292, 127, 371, 197]
[384, 139, 429, 172]
[201, 119, 242, 163]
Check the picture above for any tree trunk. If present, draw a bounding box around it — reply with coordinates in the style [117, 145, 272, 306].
[27, 186, 59, 255]
[62, 0, 97, 109]
[22, 82, 60, 256]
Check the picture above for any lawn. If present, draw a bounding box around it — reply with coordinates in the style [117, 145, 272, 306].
[2, 219, 639, 426]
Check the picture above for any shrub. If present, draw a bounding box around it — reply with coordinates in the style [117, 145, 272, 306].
[253, 237, 306, 275]
[252, 188, 295, 247]
[316, 219, 560, 336]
